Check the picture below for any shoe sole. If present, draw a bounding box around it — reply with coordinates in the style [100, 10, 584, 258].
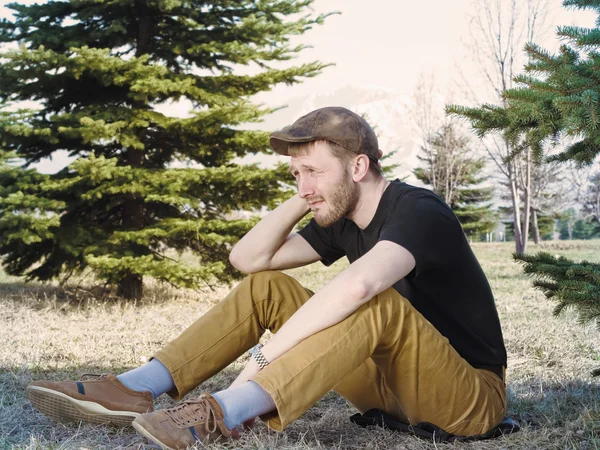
[26, 385, 140, 427]
[132, 420, 174, 450]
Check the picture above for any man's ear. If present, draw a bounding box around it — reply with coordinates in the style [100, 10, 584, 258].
[351, 155, 370, 182]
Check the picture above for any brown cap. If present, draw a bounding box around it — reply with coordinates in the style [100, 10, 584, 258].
[270, 106, 379, 164]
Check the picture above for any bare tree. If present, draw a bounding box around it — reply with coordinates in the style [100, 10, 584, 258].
[412, 74, 447, 158]
[412, 73, 471, 199]
[460, 0, 551, 253]
[579, 172, 600, 222]
[527, 161, 566, 243]
[561, 160, 600, 221]
[583, 183, 600, 222]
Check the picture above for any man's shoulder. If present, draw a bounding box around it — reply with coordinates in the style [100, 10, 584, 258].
[386, 180, 447, 208]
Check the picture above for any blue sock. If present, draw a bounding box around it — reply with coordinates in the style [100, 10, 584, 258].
[117, 358, 175, 399]
[212, 381, 276, 430]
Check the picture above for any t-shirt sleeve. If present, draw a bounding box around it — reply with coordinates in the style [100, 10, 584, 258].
[378, 193, 464, 268]
[297, 218, 346, 266]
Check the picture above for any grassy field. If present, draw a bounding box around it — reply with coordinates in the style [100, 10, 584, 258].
[0, 240, 599, 449]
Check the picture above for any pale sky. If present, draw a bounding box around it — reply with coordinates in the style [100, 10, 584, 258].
[1, 0, 597, 173]
[253, 0, 596, 105]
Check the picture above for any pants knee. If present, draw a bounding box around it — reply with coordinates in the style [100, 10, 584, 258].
[240, 270, 293, 295]
[236, 271, 308, 330]
[246, 270, 293, 284]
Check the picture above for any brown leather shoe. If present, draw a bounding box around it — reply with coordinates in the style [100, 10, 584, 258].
[132, 393, 232, 449]
[26, 374, 153, 427]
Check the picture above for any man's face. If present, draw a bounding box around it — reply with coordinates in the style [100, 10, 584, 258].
[289, 142, 360, 228]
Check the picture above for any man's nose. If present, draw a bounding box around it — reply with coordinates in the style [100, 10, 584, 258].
[297, 176, 315, 199]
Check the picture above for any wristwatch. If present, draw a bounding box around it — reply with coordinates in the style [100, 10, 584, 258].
[249, 344, 270, 369]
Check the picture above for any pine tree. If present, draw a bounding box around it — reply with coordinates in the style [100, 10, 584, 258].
[449, 0, 600, 374]
[413, 123, 497, 239]
[0, 1, 330, 299]
[572, 219, 600, 239]
[536, 214, 556, 240]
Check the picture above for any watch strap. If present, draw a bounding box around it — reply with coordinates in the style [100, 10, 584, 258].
[251, 344, 270, 369]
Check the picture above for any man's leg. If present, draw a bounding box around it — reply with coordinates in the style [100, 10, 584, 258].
[152, 270, 317, 400]
[333, 358, 407, 422]
[251, 286, 506, 437]
[27, 271, 316, 425]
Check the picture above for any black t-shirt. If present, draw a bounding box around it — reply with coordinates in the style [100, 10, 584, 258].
[297, 179, 507, 376]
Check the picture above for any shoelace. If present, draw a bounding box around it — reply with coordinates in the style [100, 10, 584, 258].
[165, 397, 219, 433]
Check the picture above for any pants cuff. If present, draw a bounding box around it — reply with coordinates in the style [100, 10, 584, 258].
[251, 375, 287, 431]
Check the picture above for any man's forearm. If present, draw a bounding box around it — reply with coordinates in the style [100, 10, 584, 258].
[229, 194, 309, 272]
[232, 241, 414, 388]
[230, 270, 367, 388]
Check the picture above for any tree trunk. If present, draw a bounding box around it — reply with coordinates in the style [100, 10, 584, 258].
[117, 273, 143, 300]
[135, 0, 153, 57]
[508, 161, 524, 253]
[532, 208, 541, 244]
[119, 151, 146, 300]
[521, 147, 532, 254]
[568, 221, 573, 240]
[115, 3, 153, 300]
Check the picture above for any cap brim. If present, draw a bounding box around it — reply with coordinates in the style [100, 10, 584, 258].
[269, 131, 319, 156]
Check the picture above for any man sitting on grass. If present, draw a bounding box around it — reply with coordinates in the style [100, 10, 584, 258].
[27, 107, 508, 450]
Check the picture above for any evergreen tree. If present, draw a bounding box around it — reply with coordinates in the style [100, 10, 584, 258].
[537, 214, 556, 240]
[572, 219, 600, 239]
[0, 1, 330, 298]
[413, 123, 497, 238]
[448, 1, 600, 165]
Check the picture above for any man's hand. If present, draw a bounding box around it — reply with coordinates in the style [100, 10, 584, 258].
[230, 358, 261, 388]
[229, 194, 314, 273]
[230, 417, 256, 438]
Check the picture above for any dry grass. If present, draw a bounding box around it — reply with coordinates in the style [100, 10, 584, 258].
[1, 240, 599, 449]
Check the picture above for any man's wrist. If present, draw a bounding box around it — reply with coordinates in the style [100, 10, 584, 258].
[291, 193, 310, 215]
[244, 358, 260, 373]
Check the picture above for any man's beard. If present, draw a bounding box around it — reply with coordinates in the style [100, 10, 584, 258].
[314, 170, 360, 228]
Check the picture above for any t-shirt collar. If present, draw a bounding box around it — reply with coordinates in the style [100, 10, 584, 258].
[361, 178, 399, 235]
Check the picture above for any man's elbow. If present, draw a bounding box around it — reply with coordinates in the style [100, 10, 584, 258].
[347, 279, 374, 307]
[229, 250, 267, 274]
[229, 250, 248, 273]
